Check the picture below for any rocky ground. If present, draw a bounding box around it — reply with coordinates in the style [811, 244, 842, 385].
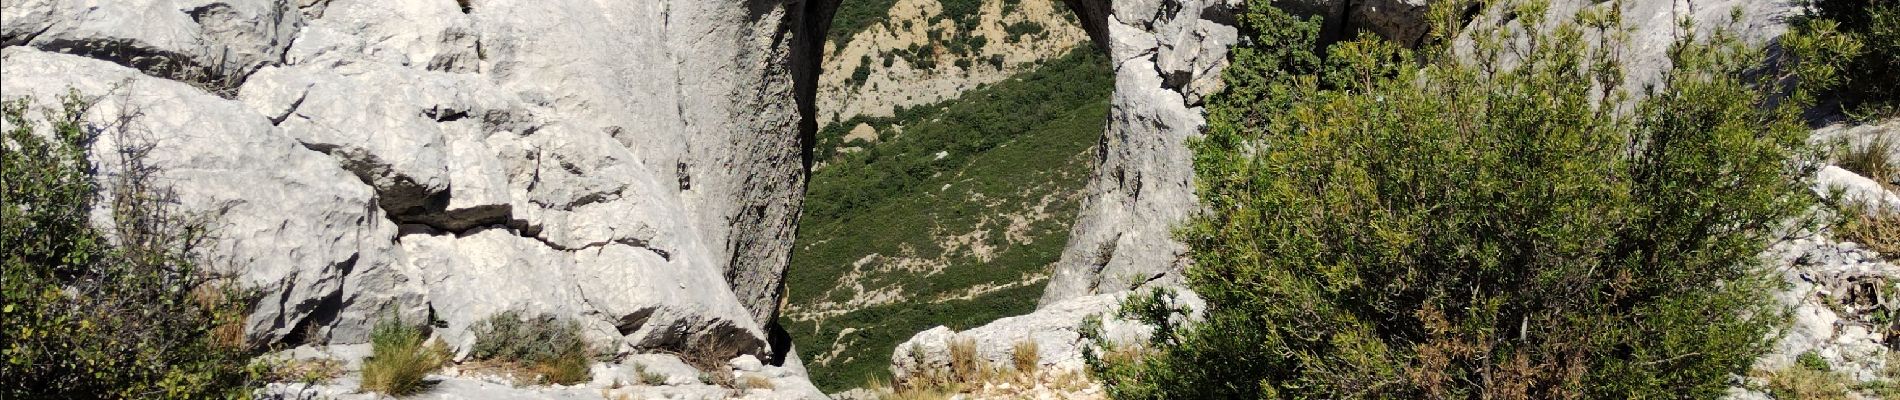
[254, 345, 826, 400]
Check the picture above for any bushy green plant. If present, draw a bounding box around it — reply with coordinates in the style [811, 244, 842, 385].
[2, 93, 257, 399]
[1784, 0, 1900, 118]
[1089, 1, 1816, 398]
[468, 311, 595, 385]
[360, 317, 447, 395]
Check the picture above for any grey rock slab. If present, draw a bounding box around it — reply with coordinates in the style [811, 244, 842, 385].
[0, 47, 406, 345]
[1816, 166, 1900, 215]
[12, 0, 303, 87]
[1041, 0, 1237, 307]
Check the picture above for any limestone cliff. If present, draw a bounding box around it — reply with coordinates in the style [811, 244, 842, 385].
[2, 0, 807, 364]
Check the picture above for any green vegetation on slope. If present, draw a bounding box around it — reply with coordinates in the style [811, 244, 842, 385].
[828, 0, 1048, 56]
[1088, 1, 1818, 398]
[788, 47, 1111, 391]
[3, 95, 259, 398]
[830, 0, 904, 46]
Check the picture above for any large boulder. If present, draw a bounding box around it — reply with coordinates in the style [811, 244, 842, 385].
[3, 0, 813, 362]
[0, 47, 412, 344]
[3, 0, 303, 89]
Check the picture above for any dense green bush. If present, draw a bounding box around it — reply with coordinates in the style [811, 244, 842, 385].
[1088, 1, 1817, 398]
[1784, 0, 1900, 118]
[2, 94, 257, 399]
[359, 317, 448, 395]
[468, 311, 595, 385]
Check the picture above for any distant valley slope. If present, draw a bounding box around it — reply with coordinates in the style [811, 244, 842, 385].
[788, 0, 1107, 386]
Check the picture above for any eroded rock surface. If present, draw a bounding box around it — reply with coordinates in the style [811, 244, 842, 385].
[1037, 0, 1242, 306]
[2, 0, 808, 362]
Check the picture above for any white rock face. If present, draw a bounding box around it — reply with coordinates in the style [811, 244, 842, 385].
[3, 0, 302, 88]
[2, 0, 809, 362]
[1, 45, 418, 343]
[1036, 0, 1242, 306]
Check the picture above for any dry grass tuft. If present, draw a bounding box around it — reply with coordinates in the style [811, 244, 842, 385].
[1011, 339, 1040, 375]
[1839, 133, 1897, 189]
[1837, 200, 1900, 258]
[740, 374, 775, 390]
[947, 337, 985, 384]
[267, 357, 345, 385]
[360, 318, 449, 396]
[1831, 132, 1900, 258]
[633, 363, 667, 385]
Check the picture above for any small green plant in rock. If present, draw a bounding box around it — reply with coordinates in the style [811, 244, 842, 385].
[468, 310, 597, 385]
[1799, 351, 1834, 371]
[360, 317, 448, 395]
[1760, 352, 1854, 400]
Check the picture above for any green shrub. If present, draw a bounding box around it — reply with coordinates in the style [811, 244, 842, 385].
[360, 317, 447, 395]
[468, 311, 595, 385]
[1784, 0, 1900, 118]
[1798, 351, 1833, 372]
[1089, 1, 1815, 398]
[2, 94, 258, 399]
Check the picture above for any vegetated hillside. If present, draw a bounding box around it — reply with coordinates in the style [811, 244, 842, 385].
[786, 47, 1111, 390]
[816, 0, 1087, 127]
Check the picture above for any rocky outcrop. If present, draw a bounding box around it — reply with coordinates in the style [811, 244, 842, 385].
[1755, 236, 1898, 385]
[1036, 0, 1241, 306]
[3, 0, 808, 363]
[2, 0, 301, 91]
[1, 45, 413, 346]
